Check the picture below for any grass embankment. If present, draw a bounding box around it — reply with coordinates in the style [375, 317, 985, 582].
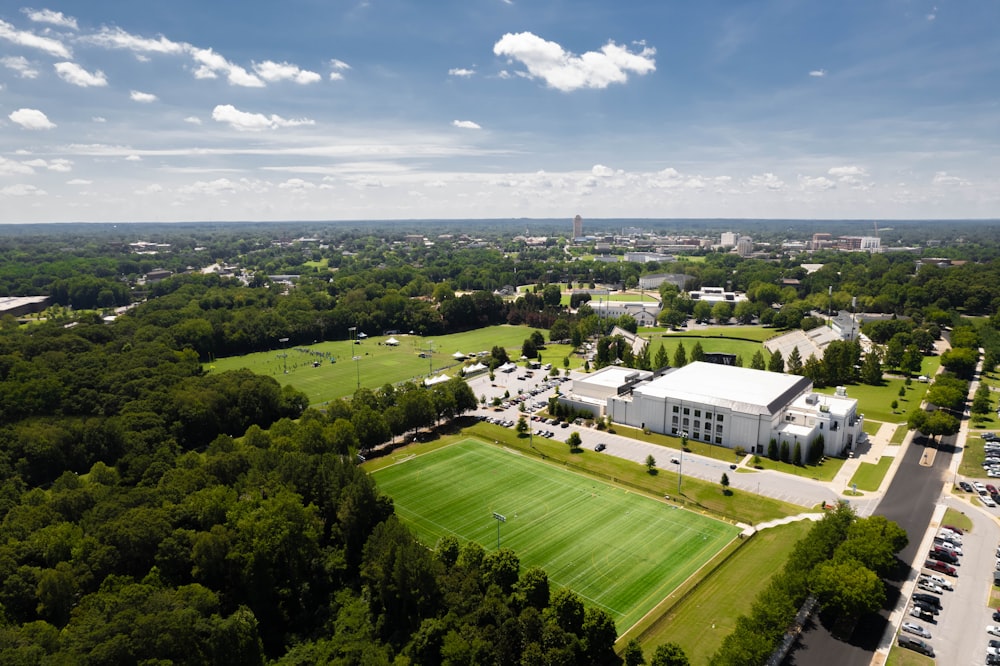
[848, 457, 893, 492]
[622, 519, 813, 664]
[885, 648, 934, 666]
[744, 455, 845, 483]
[207, 324, 578, 404]
[941, 507, 974, 533]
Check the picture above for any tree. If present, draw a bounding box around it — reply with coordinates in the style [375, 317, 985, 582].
[836, 515, 908, 577]
[623, 638, 646, 666]
[807, 434, 824, 464]
[645, 454, 657, 474]
[750, 350, 766, 370]
[812, 560, 885, 620]
[566, 431, 582, 451]
[941, 347, 978, 378]
[690, 341, 705, 363]
[972, 382, 992, 418]
[859, 349, 882, 385]
[786, 346, 803, 375]
[720, 473, 730, 494]
[516, 415, 528, 436]
[654, 344, 669, 370]
[650, 642, 690, 666]
[733, 300, 756, 325]
[803, 353, 825, 386]
[767, 350, 784, 373]
[693, 301, 712, 324]
[711, 301, 732, 324]
[767, 438, 778, 461]
[521, 338, 538, 359]
[792, 441, 802, 466]
[673, 342, 687, 368]
[780, 440, 790, 463]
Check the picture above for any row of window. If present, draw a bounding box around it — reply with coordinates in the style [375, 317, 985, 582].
[670, 427, 722, 444]
[672, 405, 724, 421]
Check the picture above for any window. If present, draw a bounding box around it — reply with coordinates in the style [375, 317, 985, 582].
[694, 409, 701, 417]
[702, 433, 710, 441]
[705, 412, 713, 419]
[682, 418, 689, 427]
[683, 407, 690, 415]
[716, 424, 723, 433]
[672, 405, 679, 413]
[715, 436, 722, 444]
[717, 414, 724, 421]
[672, 416, 678, 425]
[704, 421, 711, 430]
[671, 427, 678, 435]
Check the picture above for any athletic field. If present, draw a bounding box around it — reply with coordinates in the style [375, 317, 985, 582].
[372, 439, 740, 632]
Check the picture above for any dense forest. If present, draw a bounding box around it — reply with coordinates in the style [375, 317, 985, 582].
[0, 221, 999, 664]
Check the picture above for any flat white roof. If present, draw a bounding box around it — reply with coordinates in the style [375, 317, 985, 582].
[574, 366, 650, 390]
[635, 361, 811, 415]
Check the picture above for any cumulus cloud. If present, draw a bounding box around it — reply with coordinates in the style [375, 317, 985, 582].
[23, 158, 72, 172]
[191, 47, 263, 86]
[0, 19, 71, 58]
[125, 154, 142, 161]
[493, 32, 655, 91]
[828, 165, 867, 178]
[747, 172, 785, 190]
[130, 90, 158, 103]
[85, 26, 185, 54]
[22, 8, 78, 30]
[184, 116, 202, 125]
[591, 164, 617, 177]
[211, 104, 315, 131]
[9, 108, 55, 130]
[799, 175, 836, 190]
[55, 61, 108, 87]
[932, 171, 967, 186]
[279, 178, 316, 191]
[2, 56, 39, 78]
[0, 184, 46, 197]
[449, 67, 475, 77]
[92, 116, 106, 123]
[452, 120, 481, 129]
[809, 69, 826, 77]
[253, 60, 321, 84]
[0, 157, 36, 176]
[67, 178, 92, 185]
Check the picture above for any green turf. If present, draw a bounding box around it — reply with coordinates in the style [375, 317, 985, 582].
[372, 439, 740, 632]
[747, 454, 845, 483]
[816, 377, 929, 424]
[629, 519, 813, 663]
[863, 420, 882, 436]
[207, 325, 576, 404]
[848, 457, 893, 492]
[640, 336, 767, 364]
[958, 435, 987, 477]
[891, 425, 908, 444]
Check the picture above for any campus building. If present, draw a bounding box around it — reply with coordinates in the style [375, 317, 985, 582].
[599, 362, 863, 457]
[557, 366, 653, 418]
[687, 286, 747, 304]
[587, 300, 662, 326]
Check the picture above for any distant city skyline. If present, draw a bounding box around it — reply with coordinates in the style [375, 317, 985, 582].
[1, 1, 998, 223]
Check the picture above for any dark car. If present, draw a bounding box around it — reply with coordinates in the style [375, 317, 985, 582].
[594, 443, 606, 452]
[928, 549, 957, 565]
[941, 524, 965, 535]
[912, 601, 939, 615]
[912, 593, 941, 609]
[994, 611, 1000, 623]
[960, 481, 974, 492]
[897, 635, 934, 657]
[924, 559, 957, 576]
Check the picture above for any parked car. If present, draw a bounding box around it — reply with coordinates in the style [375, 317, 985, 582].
[988, 625, 1000, 637]
[913, 592, 941, 609]
[594, 443, 606, 452]
[925, 560, 956, 576]
[910, 606, 934, 621]
[918, 573, 953, 591]
[917, 580, 943, 594]
[897, 635, 934, 657]
[959, 481, 974, 492]
[928, 549, 957, 565]
[985, 496, 998, 508]
[901, 622, 931, 639]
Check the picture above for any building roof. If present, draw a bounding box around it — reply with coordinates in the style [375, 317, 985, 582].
[573, 366, 651, 391]
[634, 361, 811, 416]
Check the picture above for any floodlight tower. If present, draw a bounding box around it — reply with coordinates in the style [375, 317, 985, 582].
[492, 512, 506, 548]
[278, 337, 290, 374]
[678, 431, 688, 495]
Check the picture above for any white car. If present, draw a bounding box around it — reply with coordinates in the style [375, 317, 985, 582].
[984, 496, 997, 508]
[919, 574, 953, 591]
[917, 580, 943, 594]
[988, 625, 1000, 637]
[975, 482, 987, 492]
[901, 622, 931, 639]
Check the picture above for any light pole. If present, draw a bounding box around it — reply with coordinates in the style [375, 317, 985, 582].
[492, 512, 506, 548]
[353, 353, 361, 389]
[278, 337, 289, 374]
[428, 340, 434, 374]
[678, 431, 688, 495]
[348, 327, 359, 388]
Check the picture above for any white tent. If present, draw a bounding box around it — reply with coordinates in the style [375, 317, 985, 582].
[498, 362, 518, 373]
[452, 351, 466, 360]
[385, 337, 399, 346]
[462, 362, 488, 376]
[423, 373, 450, 387]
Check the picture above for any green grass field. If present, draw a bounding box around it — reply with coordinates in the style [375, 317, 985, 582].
[627, 519, 813, 663]
[848, 457, 893, 492]
[207, 325, 577, 404]
[372, 439, 740, 632]
[816, 377, 929, 424]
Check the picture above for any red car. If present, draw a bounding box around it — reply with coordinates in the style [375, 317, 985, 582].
[987, 485, 998, 496]
[941, 524, 964, 535]
[925, 559, 957, 576]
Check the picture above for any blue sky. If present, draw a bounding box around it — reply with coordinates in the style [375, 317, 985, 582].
[1, 0, 998, 223]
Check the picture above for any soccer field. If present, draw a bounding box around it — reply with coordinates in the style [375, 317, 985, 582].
[372, 439, 740, 632]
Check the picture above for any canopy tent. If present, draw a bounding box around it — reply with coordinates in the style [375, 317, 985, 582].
[423, 373, 451, 387]
[452, 351, 466, 360]
[462, 362, 488, 376]
[385, 337, 399, 346]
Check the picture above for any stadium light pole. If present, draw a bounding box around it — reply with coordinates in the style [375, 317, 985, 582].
[678, 431, 687, 495]
[278, 337, 289, 374]
[492, 512, 506, 548]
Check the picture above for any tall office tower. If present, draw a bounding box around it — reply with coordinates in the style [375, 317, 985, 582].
[573, 215, 583, 238]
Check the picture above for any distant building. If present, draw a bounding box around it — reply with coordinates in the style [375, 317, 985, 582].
[558, 366, 653, 418]
[736, 236, 754, 257]
[573, 214, 584, 239]
[0, 296, 50, 317]
[687, 287, 747, 304]
[624, 252, 675, 264]
[588, 300, 662, 327]
[720, 231, 737, 247]
[609, 325, 649, 357]
[638, 273, 688, 290]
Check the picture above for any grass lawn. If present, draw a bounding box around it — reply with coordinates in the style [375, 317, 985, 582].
[942, 507, 974, 533]
[748, 455, 845, 483]
[816, 377, 929, 424]
[958, 435, 987, 477]
[371, 438, 740, 633]
[891, 425, 908, 444]
[207, 324, 575, 404]
[848, 457, 893, 492]
[625, 520, 813, 663]
[657, 325, 778, 342]
[885, 647, 933, 666]
[460, 423, 804, 524]
[863, 420, 883, 436]
[640, 335, 767, 364]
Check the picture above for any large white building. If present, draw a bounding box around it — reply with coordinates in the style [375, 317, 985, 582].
[587, 300, 662, 326]
[687, 286, 747, 304]
[604, 362, 863, 457]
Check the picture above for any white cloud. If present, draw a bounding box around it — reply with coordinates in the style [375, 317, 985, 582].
[799, 175, 836, 191]
[329, 59, 350, 80]
[809, 69, 826, 77]
[0, 184, 46, 197]
[92, 116, 106, 123]
[932, 171, 967, 186]
[191, 47, 264, 87]
[23, 158, 72, 172]
[828, 166, 867, 178]
[278, 178, 316, 191]
[211, 104, 315, 131]
[67, 178, 92, 185]
[591, 164, 618, 177]
[493, 32, 656, 92]
[2, 56, 39, 78]
[130, 90, 158, 103]
[452, 120, 481, 130]
[135, 183, 163, 195]
[22, 8, 78, 30]
[9, 108, 56, 130]
[0, 19, 71, 58]
[253, 60, 321, 84]
[125, 155, 142, 161]
[184, 116, 202, 125]
[449, 67, 475, 77]
[54, 61, 108, 87]
[0, 157, 36, 176]
[746, 172, 785, 190]
[85, 26, 185, 54]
